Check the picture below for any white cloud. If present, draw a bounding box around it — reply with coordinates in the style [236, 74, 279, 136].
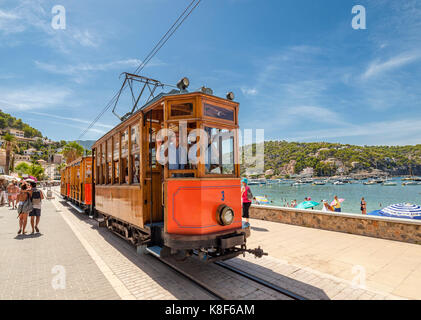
[0, 1, 101, 51]
[0, 86, 71, 111]
[72, 30, 98, 48]
[362, 53, 421, 79]
[27, 111, 114, 129]
[35, 58, 165, 76]
[285, 106, 339, 120]
[284, 117, 421, 146]
[241, 87, 258, 96]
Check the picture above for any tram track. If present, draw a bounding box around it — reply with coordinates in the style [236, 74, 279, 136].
[150, 248, 308, 301]
[214, 261, 308, 300]
[53, 189, 307, 300]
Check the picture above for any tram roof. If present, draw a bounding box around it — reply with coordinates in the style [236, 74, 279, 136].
[93, 89, 238, 147]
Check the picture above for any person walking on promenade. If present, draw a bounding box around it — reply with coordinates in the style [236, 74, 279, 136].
[17, 182, 33, 235]
[0, 182, 6, 206]
[29, 181, 44, 234]
[7, 182, 14, 207]
[361, 197, 367, 215]
[333, 195, 342, 213]
[11, 181, 19, 209]
[241, 178, 252, 224]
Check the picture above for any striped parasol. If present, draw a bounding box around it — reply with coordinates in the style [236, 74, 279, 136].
[255, 196, 269, 204]
[380, 203, 421, 219]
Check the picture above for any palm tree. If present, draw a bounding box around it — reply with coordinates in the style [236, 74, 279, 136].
[62, 141, 84, 163]
[3, 133, 19, 175]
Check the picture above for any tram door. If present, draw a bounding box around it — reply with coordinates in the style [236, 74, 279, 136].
[143, 118, 164, 224]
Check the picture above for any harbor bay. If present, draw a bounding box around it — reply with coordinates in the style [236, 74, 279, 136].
[248, 178, 421, 214]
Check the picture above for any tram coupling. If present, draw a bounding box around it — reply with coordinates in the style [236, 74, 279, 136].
[244, 246, 268, 258]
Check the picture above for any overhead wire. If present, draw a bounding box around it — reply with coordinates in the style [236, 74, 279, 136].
[78, 0, 202, 139]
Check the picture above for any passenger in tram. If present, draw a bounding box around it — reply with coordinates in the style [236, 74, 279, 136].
[157, 130, 192, 178]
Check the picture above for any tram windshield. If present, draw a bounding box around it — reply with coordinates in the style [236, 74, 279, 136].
[204, 127, 235, 175]
[156, 123, 236, 176]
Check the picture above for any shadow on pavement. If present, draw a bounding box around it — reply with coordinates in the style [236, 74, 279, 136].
[14, 233, 43, 240]
[60, 199, 330, 300]
[250, 226, 269, 232]
[59, 199, 214, 300]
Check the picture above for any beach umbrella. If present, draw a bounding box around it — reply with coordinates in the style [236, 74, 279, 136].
[379, 203, 421, 219]
[331, 198, 345, 206]
[28, 176, 38, 182]
[255, 196, 269, 204]
[25, 178, 36, 183]
[0, 175, 17, 181]
[297, 201, 320, 209]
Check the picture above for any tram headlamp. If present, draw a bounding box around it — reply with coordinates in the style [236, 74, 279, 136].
[216, 204, 234, 226]
[177, 77, 190, 91]
[226, 92, 235, 101]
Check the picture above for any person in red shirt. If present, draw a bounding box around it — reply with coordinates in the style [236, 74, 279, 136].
[241, 178, 252, 224]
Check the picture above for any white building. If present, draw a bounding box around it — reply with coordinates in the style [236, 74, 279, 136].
[24, 148, 37, 156]
[44, 164, 60, 181]
[300, 167, 314, 178]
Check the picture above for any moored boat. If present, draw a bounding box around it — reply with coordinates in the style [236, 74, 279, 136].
[402, 181, 419, 186]
[383, 182, 397, 186]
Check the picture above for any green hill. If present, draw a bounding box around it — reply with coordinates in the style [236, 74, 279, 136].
[0, 110, 42, 138]
[75, 140, 95, 150]
[242, 141, 421, 177]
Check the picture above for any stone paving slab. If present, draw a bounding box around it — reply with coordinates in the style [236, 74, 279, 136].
[245, 218, 417, 299]
[49, 193, 214, 300]
[0, 200, 120, 300]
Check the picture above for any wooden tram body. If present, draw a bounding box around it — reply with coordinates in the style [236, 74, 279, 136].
[61, 85, 264, 261]
[60, 156, 93, 210]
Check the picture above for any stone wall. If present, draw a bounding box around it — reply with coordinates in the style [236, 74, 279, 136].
[250, 205, 421, 245]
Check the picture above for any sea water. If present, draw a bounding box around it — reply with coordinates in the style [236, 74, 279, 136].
[248, 178, 421, 214]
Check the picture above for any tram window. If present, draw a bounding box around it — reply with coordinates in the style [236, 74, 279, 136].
[148, 127, 158, 169]
[121, 129, 129, 184]
[101, 143, 106, 184]
[157, 122, 197, 177]
[95, 148, 100, 184]
[131, 154, 140, 183]
[121, 157, 129, 184]
[204, 103, 234, 122]
[113, 135, 120, 184]
[107, 139, 112, 184]
[170, 102, 193, 117]
[204, 127, 235, 175]
[86, 162, 92, 179]
[131, 125, 140, 184]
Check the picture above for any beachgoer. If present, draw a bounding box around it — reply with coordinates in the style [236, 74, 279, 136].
[0, 182, 6, 206]
[321, 200, 328, 212]
[29, 182, 44, 234]
[333, 196, 342, 213]
[7, 182, 14, 207]
[361, 197, 367, 215]
[241, 178, 252, 224]
[11, 182, 19, 209]
[17, 183, 32, 235]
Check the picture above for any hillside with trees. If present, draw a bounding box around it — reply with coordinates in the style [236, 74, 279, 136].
[0, 110, 42, 138]
[243, 141, 421, 177]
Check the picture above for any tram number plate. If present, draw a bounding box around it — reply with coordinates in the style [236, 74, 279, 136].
[220, 234, 244, 249]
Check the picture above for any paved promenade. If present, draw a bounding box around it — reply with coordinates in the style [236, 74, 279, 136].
[246, 218, 421, 299]
[0, 198, 120, 300]
[0, 188, 417, 300]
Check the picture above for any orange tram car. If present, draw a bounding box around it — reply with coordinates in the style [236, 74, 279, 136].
[60, 156, 93, 210]
[61, 78, 265, 262]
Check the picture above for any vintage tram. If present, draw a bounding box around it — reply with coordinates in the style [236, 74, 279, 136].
[61, 77, 265, 262]
[60, 156, 93, 211]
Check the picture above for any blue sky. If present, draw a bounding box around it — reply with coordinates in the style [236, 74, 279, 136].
[0, 0, 421, 145]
